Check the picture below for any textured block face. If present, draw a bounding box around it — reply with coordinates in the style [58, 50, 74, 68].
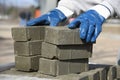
[117, 66, 120, 78]
[14, 41, 42, 56]
[12, 28, 27, 41]
[87, 70, 100, 80]
[28, 26, 45, 41]
[41, 42, 92, 60]
[15, 56, 40, 71]
[96, 68, 107, 80]
[39, 58, 57, 76]
[55, 74, 89, 80]
[39, 58, 88, 76]
[57, 60, 69, 75]
[41, 42, 57, 59]
[14, 41, 29, 55]
[58, 44, 93, 59]
[69, 59, 88, 73]
[12, 26, 45, 41]
[107, 66, 117, 80]
[45, 27, 86, 45]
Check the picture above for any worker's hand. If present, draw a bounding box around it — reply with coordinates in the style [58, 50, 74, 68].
[27, 9, 66, 26]
[68, 10, 105, 43]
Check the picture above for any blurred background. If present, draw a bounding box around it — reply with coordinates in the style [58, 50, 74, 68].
[0, 0, 120, 69]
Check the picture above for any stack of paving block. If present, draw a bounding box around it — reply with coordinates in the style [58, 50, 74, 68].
[12, 26, 45, 72]
[38, 27, 93, 76]
[12, 26, 93, 77]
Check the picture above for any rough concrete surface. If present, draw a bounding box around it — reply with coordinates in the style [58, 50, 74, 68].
[15, 56, 40, 71]
[12, 26, 45, 41]
[45, 27, 87, 45]
[55, 74, 89, 80]
[95, 68, 107, 80]
[39, 58, 88, 76]
[107, 66, 117, 80]
[14, 41, 42, 56]
[116, 66, 120, 78]
[41, 42, 92, 60]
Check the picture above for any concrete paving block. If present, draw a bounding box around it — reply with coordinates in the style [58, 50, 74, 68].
[39, 58, 88, 76]
[116, 78, 120, 80]
[45, 27, 91, 45]
[39, 58, 57, 76]
[55, 74, 89, 80]
[107, 66, 117, 80]
[116, 66, 120, 78]
[12, 26, 45, 41]
[69, 59, 88, 73]
[14, 41, 42, 56]
[41, 42, 92, 60]
[15, 56, 40, 72]
[95, 68, 107, 80]
[114, 79, 120, 80]
[81, 69, 100, 80]
[57, 60, 69, 76]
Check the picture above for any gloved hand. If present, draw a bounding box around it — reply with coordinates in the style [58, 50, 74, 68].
[68, 10, 105, 43]
[27, 9, 67, 26]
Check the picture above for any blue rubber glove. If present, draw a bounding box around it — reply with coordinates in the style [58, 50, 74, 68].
[68, 10, 105, 43]
[27, 9, 67, 26]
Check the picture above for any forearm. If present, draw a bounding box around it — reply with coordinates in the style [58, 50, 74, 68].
[91, 0, 120, 19]
[90, 1, 114, 19]
[56, 0, 120, 19]
[106, 0, 120, 18]
[56, 0, 103, 18]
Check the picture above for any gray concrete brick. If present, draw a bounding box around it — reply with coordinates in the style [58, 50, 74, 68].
[14, 41, 42, 56]
[95, 68, 107, 80]
[107, 66, 117, 80]
[115, 79, 120, 80]
[69, 59, 88, 73]
[39, 58, 57, 76]
[12, 26, 45, 41]
[41, 42, 92, 60]
[57, 60, 69, 76]
[86, 70, 100, 80]
[45, 27, 91, 45]
[15, 56, 40, 72]
[55, 74, 89, 80]
[116, 66, 120, 78]
[39, 58, 88, 76]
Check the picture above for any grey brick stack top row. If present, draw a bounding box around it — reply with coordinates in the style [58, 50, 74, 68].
[12, 26, 94, 76]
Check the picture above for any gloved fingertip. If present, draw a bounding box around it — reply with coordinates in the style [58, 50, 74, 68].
[80, 31, 86, 39]
[26, 23, 31, 26]
[91, 37, 96, 43]
[86, 38, 90, 43]
[67, 24, 76, 29]
[80, 34, 85, 40]
[50, 23, 58, 27]
[26, 20, 34, 26]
